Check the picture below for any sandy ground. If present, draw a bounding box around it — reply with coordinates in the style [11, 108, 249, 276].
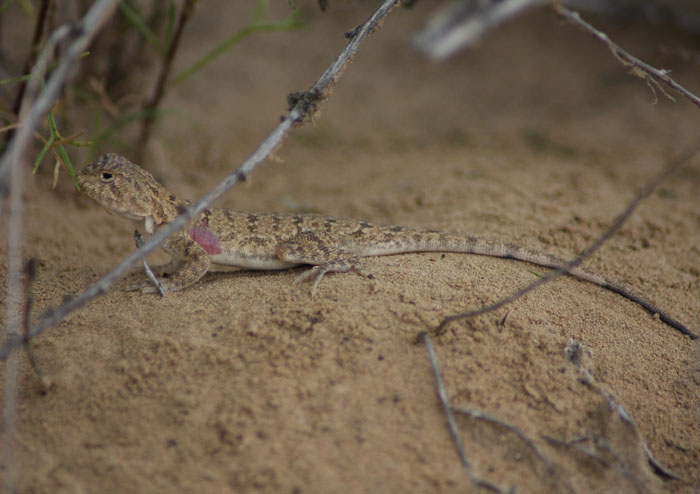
[1, 2, 700, 493]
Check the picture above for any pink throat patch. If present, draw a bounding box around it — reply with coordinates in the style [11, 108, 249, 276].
[188, 226, 223, 255]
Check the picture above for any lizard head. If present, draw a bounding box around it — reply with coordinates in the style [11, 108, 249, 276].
[77, 153, 180, 234]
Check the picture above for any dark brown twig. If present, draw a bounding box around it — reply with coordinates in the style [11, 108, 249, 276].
[133, 0, 197, 162]
[9, 0, 53, 120]
[437, 144, 700, 338]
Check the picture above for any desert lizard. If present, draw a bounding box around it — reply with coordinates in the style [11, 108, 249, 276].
[77, 153, 691, 336]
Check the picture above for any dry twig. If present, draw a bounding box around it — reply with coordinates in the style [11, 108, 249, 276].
[2, 121, 24, 494]
[564, 339, 681, 480]
[0, 0, 401, 360]
[1, 6, 119, 491]
[419, 331, 509, 493]
[414, 0, 545, 61]
[133, 0, 198, 162]
[420, 331, 470, 472]
[9, 0, 53, 119]
[452, 406, 557, 480]
[555, 5, 700, 110]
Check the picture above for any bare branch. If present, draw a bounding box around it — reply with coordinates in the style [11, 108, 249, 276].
[555, 4, 700, 110]
[564, 339, 681, 481]
[134, 0, 197, 162]
[414, 0, 545, 61]
[437, 144, 700, 338]
[9, 0, 52, 118]
[419, 331, 471, 473]
[419, 332, 509, 493]
[0, 5, 119, 487]
[0, 0, 401, 361]
[2, 119, 24, 494]
[452, 406, 561, 492]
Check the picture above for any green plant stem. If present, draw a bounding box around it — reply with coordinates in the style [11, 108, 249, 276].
[118, 1, 165, 54]
[172, 14, 302, 87]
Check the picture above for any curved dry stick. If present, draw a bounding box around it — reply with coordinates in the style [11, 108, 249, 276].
[420, 331, 510, 493]
[0, 0, 401, 360]
[420, 331, 471, 473]
[437, 144, 700, 338]
[1, 3, 120, 491]
[451, 407, 561, 492]
[554, 5, 700, 109]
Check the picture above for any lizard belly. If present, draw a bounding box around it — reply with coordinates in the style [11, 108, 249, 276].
[209, 251, 298, 271]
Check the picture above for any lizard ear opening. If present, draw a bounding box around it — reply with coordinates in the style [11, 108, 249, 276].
[100, 172, 115, 183]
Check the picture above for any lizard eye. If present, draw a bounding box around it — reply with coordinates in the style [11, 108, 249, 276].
[100, 172, 114, 183]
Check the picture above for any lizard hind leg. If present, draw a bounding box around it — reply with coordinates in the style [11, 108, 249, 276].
[276, 233, 360, 296]
[294, 260, 359, 297]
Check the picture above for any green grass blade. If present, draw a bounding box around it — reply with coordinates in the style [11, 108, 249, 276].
[34, 105, 60, 173]
[32, 135, 55, 171]
[0, 0, 18, 16]
[1, 52, 91, 87]
[254, 0, 268, 22]
[118, 1, 164, 54]
[92, 107, 177, 145]
[164, 0, 177, 49]
[172, 10, 303, 86]
[55, 144, 75, 179]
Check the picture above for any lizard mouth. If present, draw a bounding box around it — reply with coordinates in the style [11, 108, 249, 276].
[99, 203, 146, 223]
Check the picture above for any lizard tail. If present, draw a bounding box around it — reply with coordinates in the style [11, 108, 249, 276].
[355, 230, 695, 338]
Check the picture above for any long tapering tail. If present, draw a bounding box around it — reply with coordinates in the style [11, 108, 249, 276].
[351, 228, 694, 338]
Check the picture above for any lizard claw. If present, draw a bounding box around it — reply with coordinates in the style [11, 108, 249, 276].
[294, 265, 332, 298]
[125, 280, 163, 294]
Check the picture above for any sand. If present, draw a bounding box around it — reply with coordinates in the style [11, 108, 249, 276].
[1, 2, 699, 493]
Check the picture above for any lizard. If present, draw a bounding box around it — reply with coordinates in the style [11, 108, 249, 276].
[77, 153, 693, 337]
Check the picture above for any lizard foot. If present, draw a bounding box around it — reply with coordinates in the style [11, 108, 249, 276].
[294, 265, 332, 298]
[125, 279, 165, 294]
[294, 260, 361, 297]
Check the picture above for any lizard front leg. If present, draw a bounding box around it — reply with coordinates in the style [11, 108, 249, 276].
[130, 234, 211, 293]
[275, 231, 361, 296]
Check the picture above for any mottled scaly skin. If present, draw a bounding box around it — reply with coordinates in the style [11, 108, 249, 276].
[77, 153, 691, 336]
